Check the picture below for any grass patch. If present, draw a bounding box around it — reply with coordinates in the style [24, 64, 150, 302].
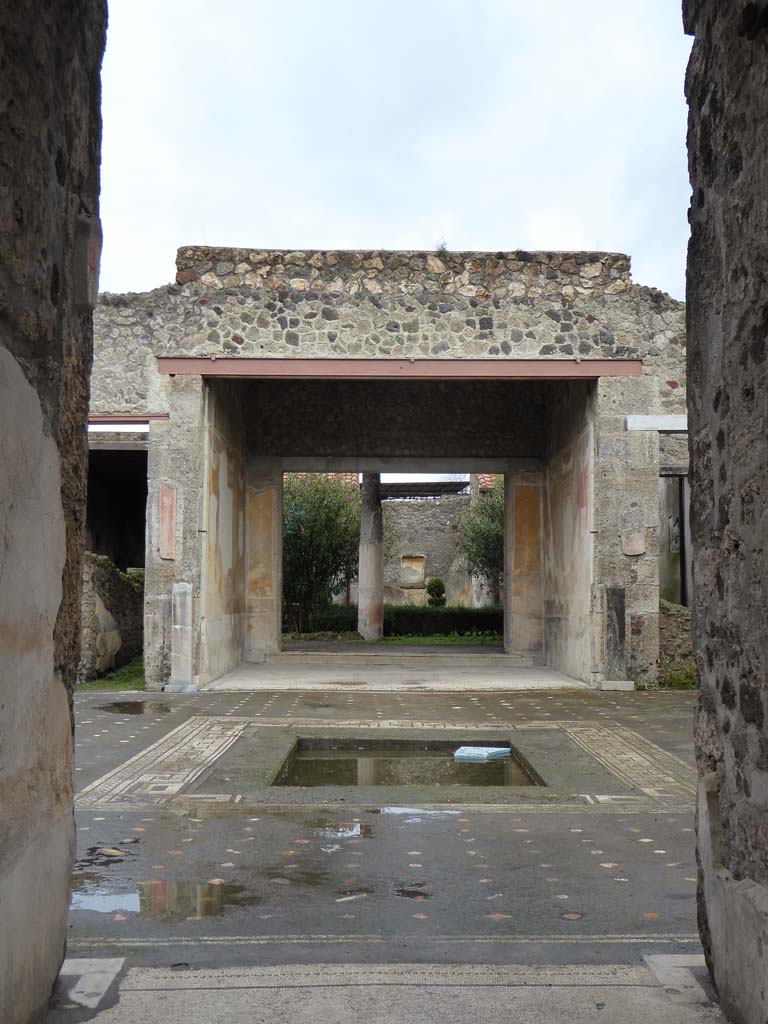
[283, 631, 365, 643]
[658, 660, 697, 690]
[377, 633, 503, 646]
[77, 655, 145, 691]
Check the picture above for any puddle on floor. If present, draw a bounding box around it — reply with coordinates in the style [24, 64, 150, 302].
[375, 807, 462, 817]
[257, 867, 330, 887]
[313, 822, 373, 839]
[70, 878, 259, 918]
[274, 739, 538, 788]
[335, 887, 373, 902]
[95, 701, 172, 714]
[394, 882, 433, 900]
[71, 888, 140, 914]
[75, 845, 136, 869]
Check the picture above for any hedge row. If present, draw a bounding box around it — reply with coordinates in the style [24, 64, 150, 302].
[308, 604, 503, 636]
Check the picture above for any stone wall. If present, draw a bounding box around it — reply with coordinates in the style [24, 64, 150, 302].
[79, 554, 144, 680]
[91, 247, 686, 417]
[199, 381, 247, 683]
[144, 376, 207, 688]
[544, 382, 596, 681]
[685, 3, 768, 1022]
[593, 376, 662, 687]
[92, 247, 686, 688]
[660, 432, 689, 473]
[658, 599, 693, 672]
[244, 379, 551, 459]
[382, 494, 472, 606]
[0, 3, 105, 1021]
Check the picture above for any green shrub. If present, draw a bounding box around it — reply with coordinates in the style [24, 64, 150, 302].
[457, 477, 504, 601]
[426, 577, 446, 607]
[282, 475, 360, 632]
[307, 605, 358, 632]
[658, 660, 697, 690]
[308, 604, 503, 636]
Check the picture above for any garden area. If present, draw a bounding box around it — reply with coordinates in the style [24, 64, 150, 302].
[282, 473, 504, 648]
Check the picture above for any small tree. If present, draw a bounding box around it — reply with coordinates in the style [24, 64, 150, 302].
[283, 475, 360, 633]
[457, 477, 504, 601]
[426, 577, 446, 607]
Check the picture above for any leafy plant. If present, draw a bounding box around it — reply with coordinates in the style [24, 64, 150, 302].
[457, 476, 504, 600]
[283, 475, 360, 633]
[426, 577, 446, 606]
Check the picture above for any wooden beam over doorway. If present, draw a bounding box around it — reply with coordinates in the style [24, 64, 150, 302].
[157, 356, 642, 380]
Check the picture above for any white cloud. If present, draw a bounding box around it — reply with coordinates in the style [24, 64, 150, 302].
[99, 0, 692, 298]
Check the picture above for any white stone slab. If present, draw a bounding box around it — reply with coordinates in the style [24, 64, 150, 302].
[87, 422, 149, 433]
[644, 955, 710, 1004]
[59, 957, 124, 1009]
[625, 414, 688, 433]
[599, 679, 636, 691]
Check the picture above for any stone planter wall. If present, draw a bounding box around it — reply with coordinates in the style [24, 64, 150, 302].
[79, 553, 144, 680]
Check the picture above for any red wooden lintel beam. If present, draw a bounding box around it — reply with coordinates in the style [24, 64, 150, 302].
[88, 413, 170, 422]
[156, 357, 642, 380]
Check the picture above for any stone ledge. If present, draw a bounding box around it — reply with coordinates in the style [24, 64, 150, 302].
[173, 246, 634, 298]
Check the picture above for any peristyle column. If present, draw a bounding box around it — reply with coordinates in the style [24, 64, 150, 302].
[357, 472, 384, 640]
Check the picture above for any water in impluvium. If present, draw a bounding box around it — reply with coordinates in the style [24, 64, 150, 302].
[275, 740, 538, 787]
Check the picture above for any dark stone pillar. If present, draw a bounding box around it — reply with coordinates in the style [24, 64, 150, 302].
[0, 3, 106, 1020]
[686, 3, 768, 1020]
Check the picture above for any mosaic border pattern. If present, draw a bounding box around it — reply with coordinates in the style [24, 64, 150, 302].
[76, 716, 696, 810]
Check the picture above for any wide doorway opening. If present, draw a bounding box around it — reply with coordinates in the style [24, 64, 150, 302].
[195, 373, 600, 690]
[280, 470, 505, 656]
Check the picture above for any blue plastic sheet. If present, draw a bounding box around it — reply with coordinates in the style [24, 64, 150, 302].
[453, 746, 511, 762]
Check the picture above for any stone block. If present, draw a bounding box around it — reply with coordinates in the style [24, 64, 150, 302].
[170, 582, 193, 689]
[598, 679, 635, 692]
[622, 528, 647, 556]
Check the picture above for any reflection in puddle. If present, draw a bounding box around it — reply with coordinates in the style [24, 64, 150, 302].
[71, 887, 140, 914]
[313, 822, 373, 839]
[275, 740, 538, 788]
[377, 807, 462, 817]
[95, 701, 172, 715]
[138, 879, 259, 919]
[258, 867, 330, 888]
[70, 878, 259, 918]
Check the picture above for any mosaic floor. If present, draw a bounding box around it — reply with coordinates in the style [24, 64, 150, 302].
[53, 687, 711, 1020]
[63, 688, 700, 958]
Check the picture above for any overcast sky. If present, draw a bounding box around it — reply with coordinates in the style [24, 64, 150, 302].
[99, 1, 692, 299]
